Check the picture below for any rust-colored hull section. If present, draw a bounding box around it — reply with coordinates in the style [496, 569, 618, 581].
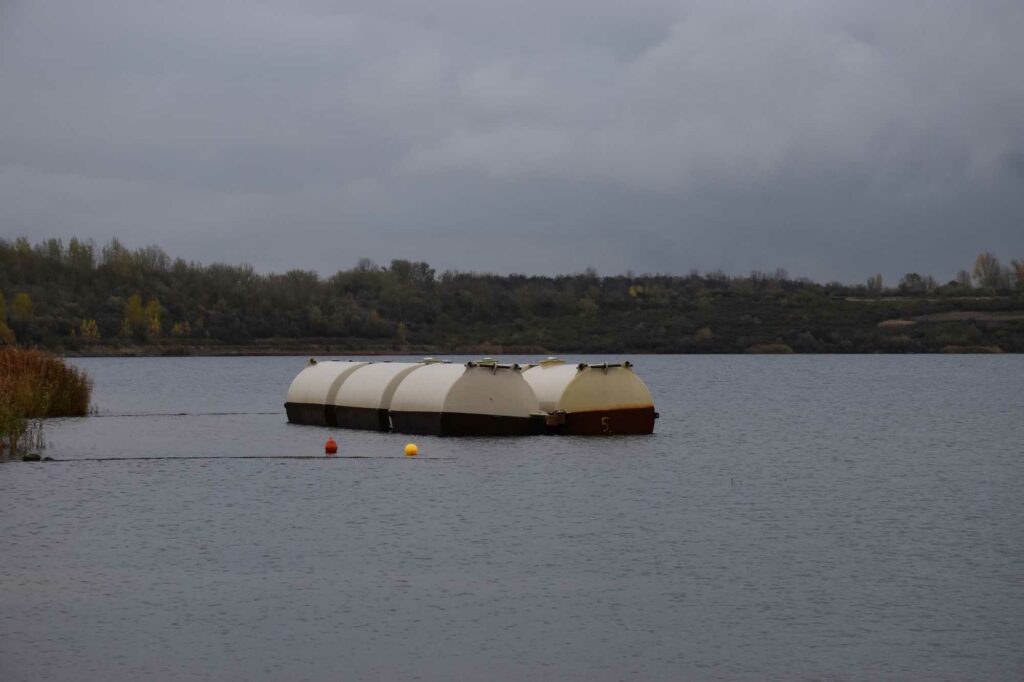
[557, 406, 656, 435]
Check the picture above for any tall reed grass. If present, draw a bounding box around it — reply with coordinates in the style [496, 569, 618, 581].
[0, 348, 92, 458]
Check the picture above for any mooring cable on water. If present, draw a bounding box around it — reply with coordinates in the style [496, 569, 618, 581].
[38, 455, 452, 462]
[89, 411, 283, 418]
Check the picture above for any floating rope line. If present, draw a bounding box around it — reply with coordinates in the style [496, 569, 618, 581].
[88, 411, 282, 418]
[41, 455, 451, 462]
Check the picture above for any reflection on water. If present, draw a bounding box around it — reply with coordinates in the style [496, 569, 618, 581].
[2, 355, 1022, 681]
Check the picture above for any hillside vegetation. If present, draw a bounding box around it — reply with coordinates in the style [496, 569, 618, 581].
[2, 237, 1023, 354]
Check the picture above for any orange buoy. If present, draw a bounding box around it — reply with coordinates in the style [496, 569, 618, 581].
[325, 437, 338, 456]
[404, 443, 419, 457]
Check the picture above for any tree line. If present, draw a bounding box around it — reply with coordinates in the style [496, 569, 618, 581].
[1, 236, 1022, 354]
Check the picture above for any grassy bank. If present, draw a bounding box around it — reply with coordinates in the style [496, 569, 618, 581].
[0, 347, 91, 459]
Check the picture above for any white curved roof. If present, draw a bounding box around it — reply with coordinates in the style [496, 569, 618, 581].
[333, 362, 427, 410]
[389, 363, 539, 418]
[285, 361, 370, 405]
[522, 362, 654, 413]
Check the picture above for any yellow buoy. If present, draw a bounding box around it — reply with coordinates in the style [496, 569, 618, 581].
[404, 443, 419, 457]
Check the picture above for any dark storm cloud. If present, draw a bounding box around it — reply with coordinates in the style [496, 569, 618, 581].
[2, 0, 1022, 281]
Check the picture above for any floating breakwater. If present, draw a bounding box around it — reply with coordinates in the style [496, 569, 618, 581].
[285, 358, 657, 436]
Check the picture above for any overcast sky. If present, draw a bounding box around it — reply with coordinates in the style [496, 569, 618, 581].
[2, 0, 1022, 283]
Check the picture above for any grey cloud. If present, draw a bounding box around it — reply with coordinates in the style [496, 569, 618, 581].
[1003, 150, 1024, 179]
[2, 0, 1022, 282]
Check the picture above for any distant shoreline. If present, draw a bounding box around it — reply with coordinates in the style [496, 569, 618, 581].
[63, 344, 551, 358]
[6, 238, 1022, 355]
[60, 344, 1011, 358]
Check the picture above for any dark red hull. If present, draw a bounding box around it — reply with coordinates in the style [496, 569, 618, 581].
[557, 407, 656, 435]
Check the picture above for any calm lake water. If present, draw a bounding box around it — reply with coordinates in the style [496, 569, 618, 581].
[2, 355, 1022, 681]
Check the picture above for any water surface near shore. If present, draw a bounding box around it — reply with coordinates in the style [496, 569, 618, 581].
[2, 355, 1022, 680]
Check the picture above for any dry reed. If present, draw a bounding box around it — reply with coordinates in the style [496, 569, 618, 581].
[0, 348, 92, 458]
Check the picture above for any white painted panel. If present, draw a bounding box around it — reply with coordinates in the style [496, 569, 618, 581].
[444, 366, 538, 417]
[285, 361, 369, 405]
[389, 364, 466, 413]
[333, 362, 426, 409]
[522, 363, 578, 412]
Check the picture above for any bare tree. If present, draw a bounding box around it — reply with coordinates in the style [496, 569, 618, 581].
[973, 252, 1008, 290]
[866, 273, 883, 294]
[1011, 259, 1024, 290]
